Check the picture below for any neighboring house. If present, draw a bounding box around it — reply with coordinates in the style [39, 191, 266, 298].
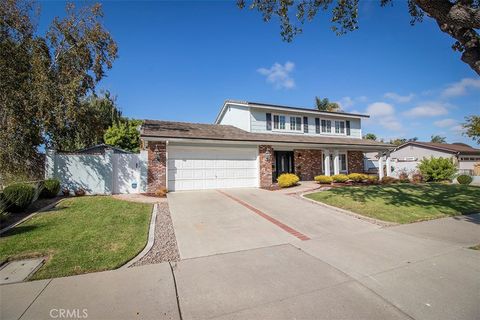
[140, 100, 392, 192]
[390, 141, 480, 175]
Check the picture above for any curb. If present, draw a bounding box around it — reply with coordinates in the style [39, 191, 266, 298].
[121, 203, 158, 268]
[298, 191, 398, 228]
[0, 198, 65, 236]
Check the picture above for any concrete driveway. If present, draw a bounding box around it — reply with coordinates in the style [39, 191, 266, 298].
[168, 188, 379, 259]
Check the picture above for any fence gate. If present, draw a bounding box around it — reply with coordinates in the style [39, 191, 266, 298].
[112, 154, 141, 194]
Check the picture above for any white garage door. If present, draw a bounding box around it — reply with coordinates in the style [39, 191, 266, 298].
[168, 146, 259, 191]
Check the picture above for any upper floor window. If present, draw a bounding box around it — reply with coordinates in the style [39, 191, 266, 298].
[321, 120, 331, 133]
[290, 117, 302, 131]
[335, 120, 345, 134]
[273, 115, 286, 130]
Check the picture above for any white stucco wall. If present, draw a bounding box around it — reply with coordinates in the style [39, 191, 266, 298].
[217, 104, 251, 131]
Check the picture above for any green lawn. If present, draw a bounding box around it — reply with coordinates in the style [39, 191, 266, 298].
[305, 184, 480, 224]
[0, 196, 152, 280]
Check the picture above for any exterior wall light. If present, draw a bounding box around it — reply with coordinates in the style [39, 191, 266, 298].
[264, 149, 271, 161]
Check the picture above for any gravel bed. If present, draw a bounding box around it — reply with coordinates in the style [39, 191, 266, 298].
[132, 202, 180, 266]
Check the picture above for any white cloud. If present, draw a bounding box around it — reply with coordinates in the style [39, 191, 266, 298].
[365, 102, 402, 131]
[257, 61, 295, 89]
[450, 125, 465, 133]
[434, 118, 457, 128]
[366, 102, 395, 117]
[338, 96, 354, 109]
[384, 92, 414, 103]
[403, 102, 449, 117]
[442, 78, 480, 97]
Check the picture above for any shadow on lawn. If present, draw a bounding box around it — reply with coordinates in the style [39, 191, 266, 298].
[1, 225, 39, 237]
[323, 183, 480, 217]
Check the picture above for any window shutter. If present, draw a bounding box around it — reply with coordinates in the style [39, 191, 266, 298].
[303, 117, 309, 133]
[266, 113, 272, 131]
[346, 120, 351, 135]
[315, 118, 320, 133]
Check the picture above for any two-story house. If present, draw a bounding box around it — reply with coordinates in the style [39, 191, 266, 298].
[140, 100, 392, 191]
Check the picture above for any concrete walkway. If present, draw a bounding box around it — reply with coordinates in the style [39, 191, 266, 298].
[2, 189, 479, 320]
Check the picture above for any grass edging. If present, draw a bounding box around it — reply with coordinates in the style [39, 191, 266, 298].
[299, 191, 398, 227]
[121, 203, 158, 269]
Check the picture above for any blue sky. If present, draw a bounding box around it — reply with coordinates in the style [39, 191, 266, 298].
[39, 1, 479, 145]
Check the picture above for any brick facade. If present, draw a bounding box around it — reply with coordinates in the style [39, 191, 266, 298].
[259, 145, 274, 188]
[347, 151, 364, 173]
[147, 141, 167, 193]
[294, 149, 323, 180]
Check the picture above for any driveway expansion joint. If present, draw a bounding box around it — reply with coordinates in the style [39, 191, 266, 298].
[217, 190, 311, 241]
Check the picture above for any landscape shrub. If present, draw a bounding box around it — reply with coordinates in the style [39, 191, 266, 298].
[380, 176, 399, 184]
[314, 175, 333, 184]
[457, 175, 473, 185]
[74, 188, 86, 196]
[411, 172, 424, 183]
[2, 183, 36, 212]
[331, 174, 349, 183]
[155, 187, 168, 197]
[41, 179, 61, 198]
[366, 175, 378, 184]
[347, 173, 368, 183]
[398, 171, 409, 183]
[418, 157, 457, 182]
[277, 173, 300, 188]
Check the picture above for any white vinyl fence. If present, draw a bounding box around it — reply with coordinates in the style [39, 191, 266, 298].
[45, 149, 148, 195]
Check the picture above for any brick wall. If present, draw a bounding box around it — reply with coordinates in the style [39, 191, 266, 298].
[294, 149, 323, 181]
[259, 145, 274, 188]
[347, 151, 364, 173]
[147, 141, 167, 193]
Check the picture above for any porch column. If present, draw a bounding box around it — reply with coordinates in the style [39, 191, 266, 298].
[378, 152, 384, 180]
[333, 150, 340, 175]
[385, 150, 392, 177]
[324, 150, 331, 176]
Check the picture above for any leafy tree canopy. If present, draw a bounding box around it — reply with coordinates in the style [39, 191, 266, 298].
[238, 0, 480, 75]
[315, 96, 340, 112]
[0, 0, 117, 181]
[104, 119, 142, 153]
[364, 133, 377, 141]
[463, 115, 480, 144]
[431, 135, 447, 143]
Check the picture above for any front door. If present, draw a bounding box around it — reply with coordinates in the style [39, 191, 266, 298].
[274, 151, 294, 181]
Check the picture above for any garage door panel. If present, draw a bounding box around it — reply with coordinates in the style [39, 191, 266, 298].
[167, 147, 258, 191]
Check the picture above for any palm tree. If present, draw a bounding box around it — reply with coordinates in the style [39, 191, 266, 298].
[315, 97, 340, 112]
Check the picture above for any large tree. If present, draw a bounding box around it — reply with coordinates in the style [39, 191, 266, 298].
[315, 96, 340, 112]
[238, 0, 480, 75]
[0, 0, 117, 181]
[363, 133, 377, 141]
[463, 115, 480, 144]
[104, 119, 142, 153]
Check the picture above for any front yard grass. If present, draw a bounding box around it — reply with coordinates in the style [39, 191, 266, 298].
[305, 184, 480, 224]
[0, 196, 152, 280]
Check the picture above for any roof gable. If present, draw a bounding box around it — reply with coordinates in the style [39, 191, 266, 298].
[394, 141, 480, 155]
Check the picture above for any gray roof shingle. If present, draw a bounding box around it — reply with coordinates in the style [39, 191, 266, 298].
[141, 120, 392, 149]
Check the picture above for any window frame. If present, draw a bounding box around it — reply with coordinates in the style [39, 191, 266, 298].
[272, 113, 302, 132]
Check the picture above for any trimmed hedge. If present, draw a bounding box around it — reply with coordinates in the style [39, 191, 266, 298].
[332, 174, 349, 183]
[2, 183, 36, 213]
[41, 179, 61, 198]
[457, 175, 473, 185]
[277, 173, 300, 188]
[347, 173, 368, 182]
[314, 175, 333, 184]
